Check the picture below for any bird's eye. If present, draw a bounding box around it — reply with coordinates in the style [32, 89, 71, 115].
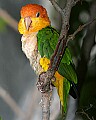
[36, 12, 40, 17]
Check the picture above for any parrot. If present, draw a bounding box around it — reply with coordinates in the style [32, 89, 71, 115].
[18, 4, 78, 112]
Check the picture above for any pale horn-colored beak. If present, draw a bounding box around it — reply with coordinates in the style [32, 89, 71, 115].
[24, 17, 32, 30]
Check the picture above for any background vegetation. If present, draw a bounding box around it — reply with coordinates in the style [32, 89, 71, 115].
[0, 0, 96, 120]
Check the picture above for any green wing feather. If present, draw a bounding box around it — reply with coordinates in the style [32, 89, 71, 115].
[37, 26, 77, 112]
[37, 26, 77, 84]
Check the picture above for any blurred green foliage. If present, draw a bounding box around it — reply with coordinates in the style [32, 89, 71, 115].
[0, 18, 7, 32]
[67, 0, 96, 119]
[0, 116, 2, 120]
[69, 1, 90, 58]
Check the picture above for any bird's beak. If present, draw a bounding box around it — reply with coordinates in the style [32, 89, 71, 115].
[24, 17, 32, 31]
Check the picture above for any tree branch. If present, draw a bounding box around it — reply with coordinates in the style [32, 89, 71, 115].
[77, 0, 96, 94]
[77, 109, 94, 120]
[0, 8, 18, 31]
[37, 0, 80, 120]
[49, 0, 62, 13]
[0, 87, 25, 118]
[37, 0, 80, 92]
[68, 17, 96, 42]
[49, 0, 80, 71]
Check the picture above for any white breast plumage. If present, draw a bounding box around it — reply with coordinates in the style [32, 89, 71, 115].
[21, 32, 42, 75]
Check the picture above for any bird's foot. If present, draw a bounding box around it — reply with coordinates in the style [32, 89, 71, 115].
[36, 72, 53, 93]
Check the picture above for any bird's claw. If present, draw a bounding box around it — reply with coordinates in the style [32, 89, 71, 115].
[36, 81, 52, 93]
[36, 72, 53, 93]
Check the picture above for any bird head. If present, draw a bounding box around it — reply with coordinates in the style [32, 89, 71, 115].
[18, 4, 51, 35]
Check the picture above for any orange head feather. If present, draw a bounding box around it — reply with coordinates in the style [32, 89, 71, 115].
[18, 4, 50, 34]
[21, 4, 48, 19]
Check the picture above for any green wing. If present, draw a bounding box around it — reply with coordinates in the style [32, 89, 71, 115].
[37, 26, 77, 84]
[37, 26, 77, 112]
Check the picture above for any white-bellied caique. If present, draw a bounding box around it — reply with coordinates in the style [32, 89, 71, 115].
[18, 4, 77, 112]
